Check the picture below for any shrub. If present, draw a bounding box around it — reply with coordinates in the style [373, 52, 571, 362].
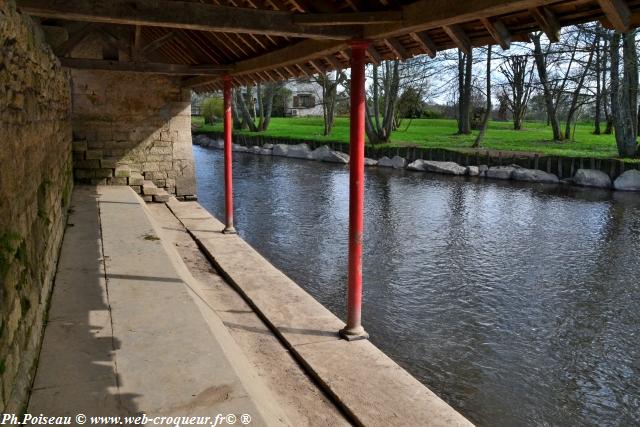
[202, 96, 223, 124]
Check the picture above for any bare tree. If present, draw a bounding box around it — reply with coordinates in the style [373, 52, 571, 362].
[564, 30, 597, 139]
[610, 31, 638, 157]
[235, 82, 283, 132]
[499, 55, 534, 130]
[365, 60, 401, 144]
[457, 49, 473, 134]
[531, 32, 564, 141]
[473, 46, 492, 148]
[314, 70, 347, 136]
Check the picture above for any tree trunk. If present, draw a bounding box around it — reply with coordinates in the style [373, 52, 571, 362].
[594, 29, 602, 135]
[457, 50, 473, 134]
[473, 46, 492, 148]
[564, 34, 596, 139]
[610, 32, 638, 157]
[531, 32, 564, 141]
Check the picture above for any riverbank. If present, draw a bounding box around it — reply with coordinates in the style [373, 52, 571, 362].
[192, 116, 636, 160]
[193, 133, 640, 192]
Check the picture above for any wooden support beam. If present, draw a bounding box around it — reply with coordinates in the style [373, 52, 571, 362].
[366, 46, 382, 64]
[230, 0, 569, 78]
[384, 37, 410, 59]
[183, 75, 221, 89]
[409, 31, 436, 58]
[529, 7, 560, 43]
[309, 59, 325, 74]
[139, 31, 176, 57]
[54, 22, 98, 56]
[60, 58, 231, 75]
[443, 25, 471, 54]
[17, 0, 359, 40]
[597, 0, 631, 32]
[325, 54, 343, 70]
[481, 18, 511, 50]
[293, 11, 403, 26]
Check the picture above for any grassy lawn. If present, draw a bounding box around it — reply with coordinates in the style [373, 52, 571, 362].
[192, 116, 633, 160]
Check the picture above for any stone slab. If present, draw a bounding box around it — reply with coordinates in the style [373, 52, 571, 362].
[166, 199, 473, 427]
[29, 186, 288, 425]
[142, 180, 157, 195]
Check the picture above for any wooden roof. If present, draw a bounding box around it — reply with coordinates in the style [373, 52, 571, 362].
[18, 0, 640, 92]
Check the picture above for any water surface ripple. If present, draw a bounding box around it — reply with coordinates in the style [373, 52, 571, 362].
[193, 146, 640, 426]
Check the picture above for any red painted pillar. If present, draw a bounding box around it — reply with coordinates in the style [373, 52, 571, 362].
[340, 40, 369, 341]
[222, 76, 236, 234]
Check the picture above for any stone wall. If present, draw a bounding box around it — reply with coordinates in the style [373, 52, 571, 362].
[0, 0, 73, 413]
[69, 34, 196, 197]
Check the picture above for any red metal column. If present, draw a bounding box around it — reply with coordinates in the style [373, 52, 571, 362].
[222, 76, 236, 234]
[340, 40, 369, 341]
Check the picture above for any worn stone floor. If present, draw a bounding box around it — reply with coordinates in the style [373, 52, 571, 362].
[28, 185, 471, 427]
[28, 186, 338, 425]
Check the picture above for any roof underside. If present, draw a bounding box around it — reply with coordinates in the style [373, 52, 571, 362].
[18, 0, 640, 92]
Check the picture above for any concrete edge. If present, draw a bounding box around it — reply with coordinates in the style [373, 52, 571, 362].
[131, 190, 292, 426]
[165, 198, 474, 427]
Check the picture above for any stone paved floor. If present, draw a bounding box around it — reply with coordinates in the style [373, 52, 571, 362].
[28, 186, 287, 425]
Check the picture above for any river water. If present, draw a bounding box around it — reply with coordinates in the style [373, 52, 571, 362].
[192, 145, 640, 426]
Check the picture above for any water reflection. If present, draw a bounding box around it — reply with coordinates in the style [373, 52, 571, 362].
[193, 146, 640, 426]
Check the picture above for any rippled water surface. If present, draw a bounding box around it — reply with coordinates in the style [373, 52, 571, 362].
[193, 146, 640, 426]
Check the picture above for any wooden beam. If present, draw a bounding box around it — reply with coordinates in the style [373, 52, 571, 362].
[293, 11, 403, 26]
[139, 31, 176, 57]
[443, 25, 471, 54]
[597, 0, 631, 32]
[309, 59, 325, 74]
[384, 37, 410, 59]
[363, 0, 562, 40]
[60, 58, 231, 75]
[481, 18, 511, 50]
[409, 31, 436, 58]
[230, 0, 566, 77]
[325, 54, 343, 70]
[529, 7, 560, 43]
[54, 22, 98, 56]
[17, 0, 359, 40]
[366, 46, 382, 65]
[183, 75, 221, 89]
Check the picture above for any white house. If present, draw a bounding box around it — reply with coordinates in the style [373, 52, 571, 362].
[285, 79, 324, 117]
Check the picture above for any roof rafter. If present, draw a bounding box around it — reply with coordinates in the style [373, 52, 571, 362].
[17, 0, 361, 40]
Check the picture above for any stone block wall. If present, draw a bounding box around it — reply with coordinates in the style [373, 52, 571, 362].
[69, 44, 196, 197]
[0, 0, 73, 413]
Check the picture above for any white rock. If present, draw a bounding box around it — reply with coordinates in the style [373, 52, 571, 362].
[573, 169, 612, 189]
[423, 160, 467, 175]
[407, 159, 426, 171]
[310, 145, 350, 164]
[378, 156, 406, 169]
[486, 166, 516, 180]
[272, 143, 312, 159]
[511, 168, 559, 183]
[467, 166, 480, 176]
[613, 169, 640, 191]
[232, 144, 248, 152]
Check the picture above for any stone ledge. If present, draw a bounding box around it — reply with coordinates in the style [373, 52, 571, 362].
[166, 199, 473, 427]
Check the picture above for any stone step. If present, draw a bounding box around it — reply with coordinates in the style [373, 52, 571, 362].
[141, 180, 157, 195]
[128, 172, 144, 186]
[152, 189, 170, 203]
